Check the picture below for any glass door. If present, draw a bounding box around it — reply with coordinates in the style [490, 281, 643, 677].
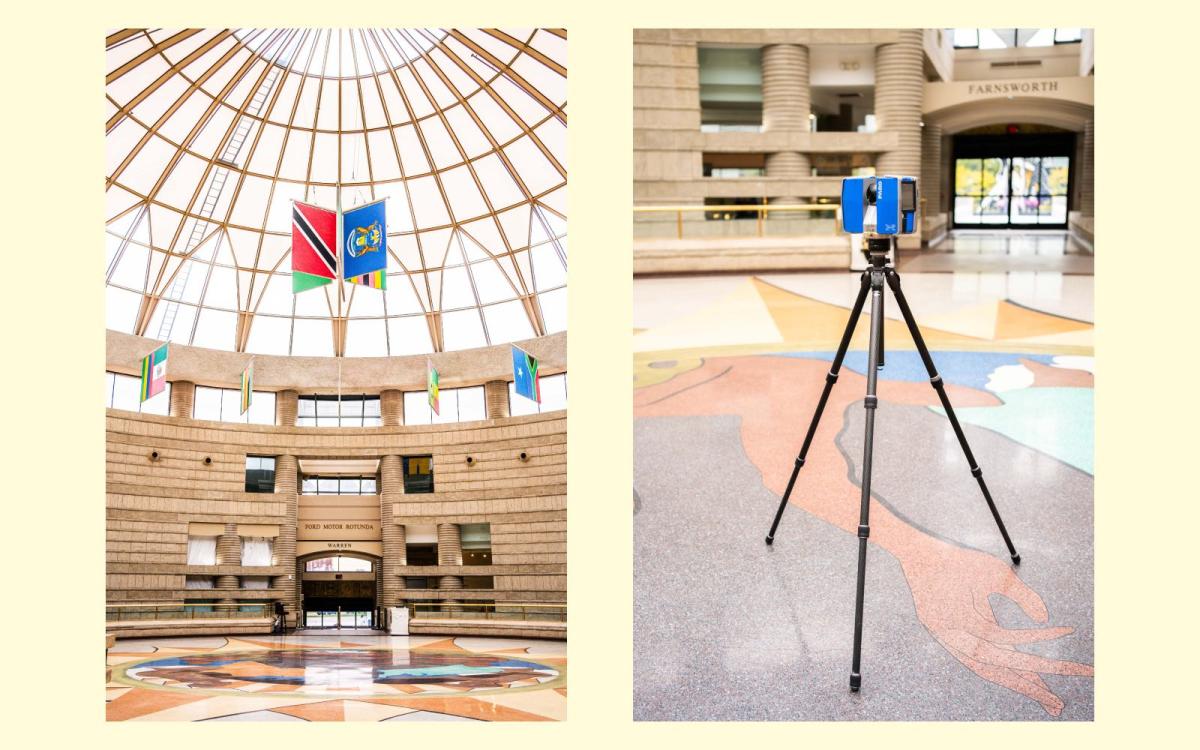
[954, 157, 1011, 226]
[1008, 156, 1069, 225]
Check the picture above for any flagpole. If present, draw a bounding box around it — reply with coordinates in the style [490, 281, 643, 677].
[335, 28, 344, 341]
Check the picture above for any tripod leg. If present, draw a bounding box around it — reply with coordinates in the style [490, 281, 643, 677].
[884, 269, 1021, 565]
[849, 271, 885, 692]
[765, 272, 871, 545]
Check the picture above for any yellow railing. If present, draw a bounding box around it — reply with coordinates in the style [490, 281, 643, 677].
[407, 601, 566, 623]
[106, 602, 273, 621]
[634, 202, 841, 240]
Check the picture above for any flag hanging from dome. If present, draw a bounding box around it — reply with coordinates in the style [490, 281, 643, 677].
[348, 269, 387, 290]
[512, 345, 540, 403]
[240, 361, 253, 415]
[139, 343, 168, 402]
[292, 201, 337, 293]
[427, 360, 440, 415]
[342, 199, 387, 286]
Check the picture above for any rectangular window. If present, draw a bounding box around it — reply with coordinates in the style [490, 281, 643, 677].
[403, 385, 486, 425]
[296, 395, 381, 427]
[698, 46, 763, 130]
[404, 577, 431, 589]
[405, 543, 438, 566]
[241, 576, 271, 590]
[403, 456, 434, 494]
[106, 372, 171, 415]
[461, 523, 492, 566]
[300, 475, 379, 495]
[240, 537, 274, 567]
[193, 385, 275, 424]
[462, 576, 495, 590]
[509, 373, 568, 416]
[186, 536, 217, 566]
[245, 456, 277, 493]
[185, 575, 215, 589]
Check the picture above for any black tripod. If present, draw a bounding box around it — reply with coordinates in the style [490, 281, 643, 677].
[763, 237, 1020, 692]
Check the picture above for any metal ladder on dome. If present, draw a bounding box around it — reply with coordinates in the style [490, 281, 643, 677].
[155, 66, 281, 342]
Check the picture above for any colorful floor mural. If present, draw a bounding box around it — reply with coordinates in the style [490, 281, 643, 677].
[633, 270, 1093, 721]
[107, 635, 566, 721]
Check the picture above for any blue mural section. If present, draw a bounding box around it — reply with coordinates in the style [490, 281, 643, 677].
[776, 350, 1055, 389]
[775, 350, 1093, 475]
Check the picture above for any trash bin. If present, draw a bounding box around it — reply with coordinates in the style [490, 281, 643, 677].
[389, 606, 409, 635]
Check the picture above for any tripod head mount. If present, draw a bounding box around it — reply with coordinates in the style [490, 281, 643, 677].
[862, 235, 895, 269]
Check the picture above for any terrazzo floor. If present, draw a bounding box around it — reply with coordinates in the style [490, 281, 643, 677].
[106, 634, 566, 721]
[633, 260, 1094, 721]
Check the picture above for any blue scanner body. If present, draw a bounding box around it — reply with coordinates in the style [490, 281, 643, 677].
[841, 175, 918, 236]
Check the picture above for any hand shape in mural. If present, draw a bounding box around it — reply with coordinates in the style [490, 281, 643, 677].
[635, 354, 1093, 714]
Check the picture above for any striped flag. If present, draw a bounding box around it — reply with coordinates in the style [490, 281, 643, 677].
[292, 201, 337, 293]
[240, 361, 253, 415]
[512, 345, 540, 403]
[349, 269, 387, 289]
[139, 343, 168, 402]
[427, 360, 440, 415]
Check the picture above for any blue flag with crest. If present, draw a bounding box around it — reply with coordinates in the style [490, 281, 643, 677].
[341, 199, 387, 281]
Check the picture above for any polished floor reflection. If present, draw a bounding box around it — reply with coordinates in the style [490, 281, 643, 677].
[107, 635, 566, 721]
[633, 263, 1093, 720]
[898, 231, 1093, 274]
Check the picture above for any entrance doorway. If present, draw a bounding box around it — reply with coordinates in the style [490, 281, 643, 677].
[951, 132, 1074, 229]
[299, 553, 381, 629]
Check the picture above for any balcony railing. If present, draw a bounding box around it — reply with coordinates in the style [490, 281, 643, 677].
[106, 602, 273, 621]
[408, 602, 566, 623]
[634, 203, 840, 241]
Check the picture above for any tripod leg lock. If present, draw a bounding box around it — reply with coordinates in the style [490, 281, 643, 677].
[857, 524, 870, 539]
[929, 374, 944, 389]
[863, 395, 877, 410]
[795, 457, 806, 469]
[971, 467, 982, 479]
[826, 371, 839, 385]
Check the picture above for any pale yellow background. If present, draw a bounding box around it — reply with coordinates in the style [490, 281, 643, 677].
[2, 0, 1197, 744]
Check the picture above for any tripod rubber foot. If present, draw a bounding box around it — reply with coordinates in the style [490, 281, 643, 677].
[849, 673, 861, 692]
[1011, 554, 1021, 565]
[764, 535, 774, 546]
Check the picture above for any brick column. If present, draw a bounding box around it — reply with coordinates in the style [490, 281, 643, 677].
[920, 122, 944, 233]
[276, 389, 299, 427]
[380, 389, 404, 427]
[169, 380, 195, 418]
[216, 523, 240, 603]
[875, 30, 924, 247]
[273, 455, 298, 622]
[1080, 119, 1094, 217]
[762, 44, 810, 207]
[437, 522, 463, 591]
[379, 455, 405, 607]
[484, 380, 510, 419]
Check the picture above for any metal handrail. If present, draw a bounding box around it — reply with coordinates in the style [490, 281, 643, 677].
[634, 202, 841, 240]
[407, 602, 566, 623]
[105, 602, 273, 621]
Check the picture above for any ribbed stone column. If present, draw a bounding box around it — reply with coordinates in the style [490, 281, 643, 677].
[169, 380, 195, 418]
[380, 389, 403, 427]
[484, 380, 510, 419]
[379, 455, 405, 607]
[273, 455, 298, 621]
[437, 523, 463, 591]
[216, 523, 240, 602]
[874, 30, 924, 179]
[762, 44, 811, 206]
[276, 389, 299, 427]
[1080, 119, 1094, 216]
[920, 123, 944, 223]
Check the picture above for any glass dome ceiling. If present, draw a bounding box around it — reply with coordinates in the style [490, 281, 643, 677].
[106, 28, 567, 357]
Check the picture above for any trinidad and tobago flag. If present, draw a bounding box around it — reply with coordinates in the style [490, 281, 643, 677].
[292, 201, 338, 293]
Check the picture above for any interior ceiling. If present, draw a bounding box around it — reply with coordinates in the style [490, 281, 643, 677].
[106, 28, 567, 358]
[298, 458, 381, 475]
